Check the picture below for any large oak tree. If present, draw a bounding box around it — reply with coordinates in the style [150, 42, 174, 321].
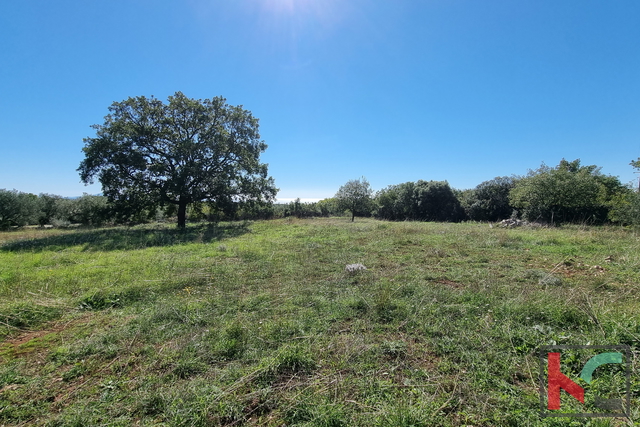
[78, 92, 277, 227]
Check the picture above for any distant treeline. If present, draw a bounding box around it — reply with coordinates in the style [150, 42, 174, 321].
[373, 159, 639, 225]
[0, 190, 341, 230]
[2, 159, 640, 229]
[275, 159, 639, 226]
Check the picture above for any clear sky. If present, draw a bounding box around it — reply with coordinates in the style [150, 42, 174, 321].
[1, 1, 639, 202]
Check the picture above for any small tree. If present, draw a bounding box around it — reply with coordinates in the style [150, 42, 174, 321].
[0, 189, 40, 230]
[608, 191, 640, 225]
[68, 194, 111, 226]
[393, 182, 417, 220]
[375, 181, 464, 222]
[608, 160, 640, 225]
[412, 180, 465, 222]
[37, 193, 65, 226]
[335, 177, 374, 222]
[510, 159, 627, 224]
[463, 176, 518, 221]
[316, 197, 340, 217]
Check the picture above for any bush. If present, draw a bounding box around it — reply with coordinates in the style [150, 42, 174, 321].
[510, 159, 628, 224]
[270, 198, 342, 219]
[375, 180, 464, 222]
[461, 176, 518, 221]
[0, 189, 40, 230]
[316, 197, 341, 216]
[67, 194, 111, 226]
[413, 180, 465, 222]
[374, 182, 416, 221]
[608, 191, 640, 225]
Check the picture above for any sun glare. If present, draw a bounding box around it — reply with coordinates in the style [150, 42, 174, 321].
[259, 0, 345, 30]
[263, 0, 297, 15]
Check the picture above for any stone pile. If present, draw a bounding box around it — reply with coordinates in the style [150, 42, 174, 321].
[498, 218, 527, 228]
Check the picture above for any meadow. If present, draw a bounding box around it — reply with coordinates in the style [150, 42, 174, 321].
[0, 218, 639, 426]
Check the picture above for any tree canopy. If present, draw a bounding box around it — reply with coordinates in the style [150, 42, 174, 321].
[461, 176, 518, 221]
[375, 180, 463, 222]
[509, 159, 628, 224]
[78, 92, 277, 227]
[335, 177, 374, 221]
[0, 189, 39, 230]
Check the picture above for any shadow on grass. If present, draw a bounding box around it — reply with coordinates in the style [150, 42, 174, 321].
[0, 222, 251, 252]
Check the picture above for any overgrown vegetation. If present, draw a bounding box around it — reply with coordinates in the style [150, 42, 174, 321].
[1, 218, 639, 425]
[3, 158, 639, 231]
[375, 180, 465, 222]
[510, 159, 629, 224]
[458, 176, 517, 222]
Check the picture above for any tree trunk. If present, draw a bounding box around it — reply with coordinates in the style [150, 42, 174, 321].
[351, 211, 355, 222]
[177, 200, 188, 229]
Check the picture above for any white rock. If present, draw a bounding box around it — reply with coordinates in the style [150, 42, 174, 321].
[345, 263, 367, 274]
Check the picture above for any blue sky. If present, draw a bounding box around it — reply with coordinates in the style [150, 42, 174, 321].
[1, 1, 639, 201]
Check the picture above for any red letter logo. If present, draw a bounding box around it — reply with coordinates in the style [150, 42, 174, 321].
[548, 352, 585, 410]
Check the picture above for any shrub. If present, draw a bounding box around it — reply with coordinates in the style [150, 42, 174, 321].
[462, 176, 518, 221]
[37, 193, 66, 226]
[375, 180, 464, 222]
[608, 191, 640, 225]
[413, 180, 465, 222]
[510, 159, 628, 224]
[67, 194, 110, 226]
[0, 189, 40, 229]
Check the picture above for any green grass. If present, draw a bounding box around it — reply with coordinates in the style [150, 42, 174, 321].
[0, 218, 639, 425]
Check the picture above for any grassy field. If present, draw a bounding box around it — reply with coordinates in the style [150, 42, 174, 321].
[0, 218, 639, 426]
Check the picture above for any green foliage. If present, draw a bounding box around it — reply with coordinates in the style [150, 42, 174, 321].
[210, 322, 248, 360]
[375, 180, 464, 222]
[509, 159, 628, 224]
[236, 200, 276, 220]
[0, 189, 39, 230]
[36, 193, 65, 226]
[335, 177, 374, 221]
[608, 159, 640, 226]
[275, 197, 343, 219]
[316, 197, 341, 216]
[67, 194, 110, 226]
[262, 343, 317, 380]
[287, 198, 315, 218]
[413, 180, 465, 222]
[77, 286, 144, 310]
[462, 176, 518, 221]
[375, 181, 416, 221]
[78, 91, 277, 228]
[0, 191, 121, 228]
[608, 189, 640, 225]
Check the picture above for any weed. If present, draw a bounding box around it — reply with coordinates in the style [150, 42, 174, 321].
[0, 303, 62, 333]
[0, 219, 639, 425]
